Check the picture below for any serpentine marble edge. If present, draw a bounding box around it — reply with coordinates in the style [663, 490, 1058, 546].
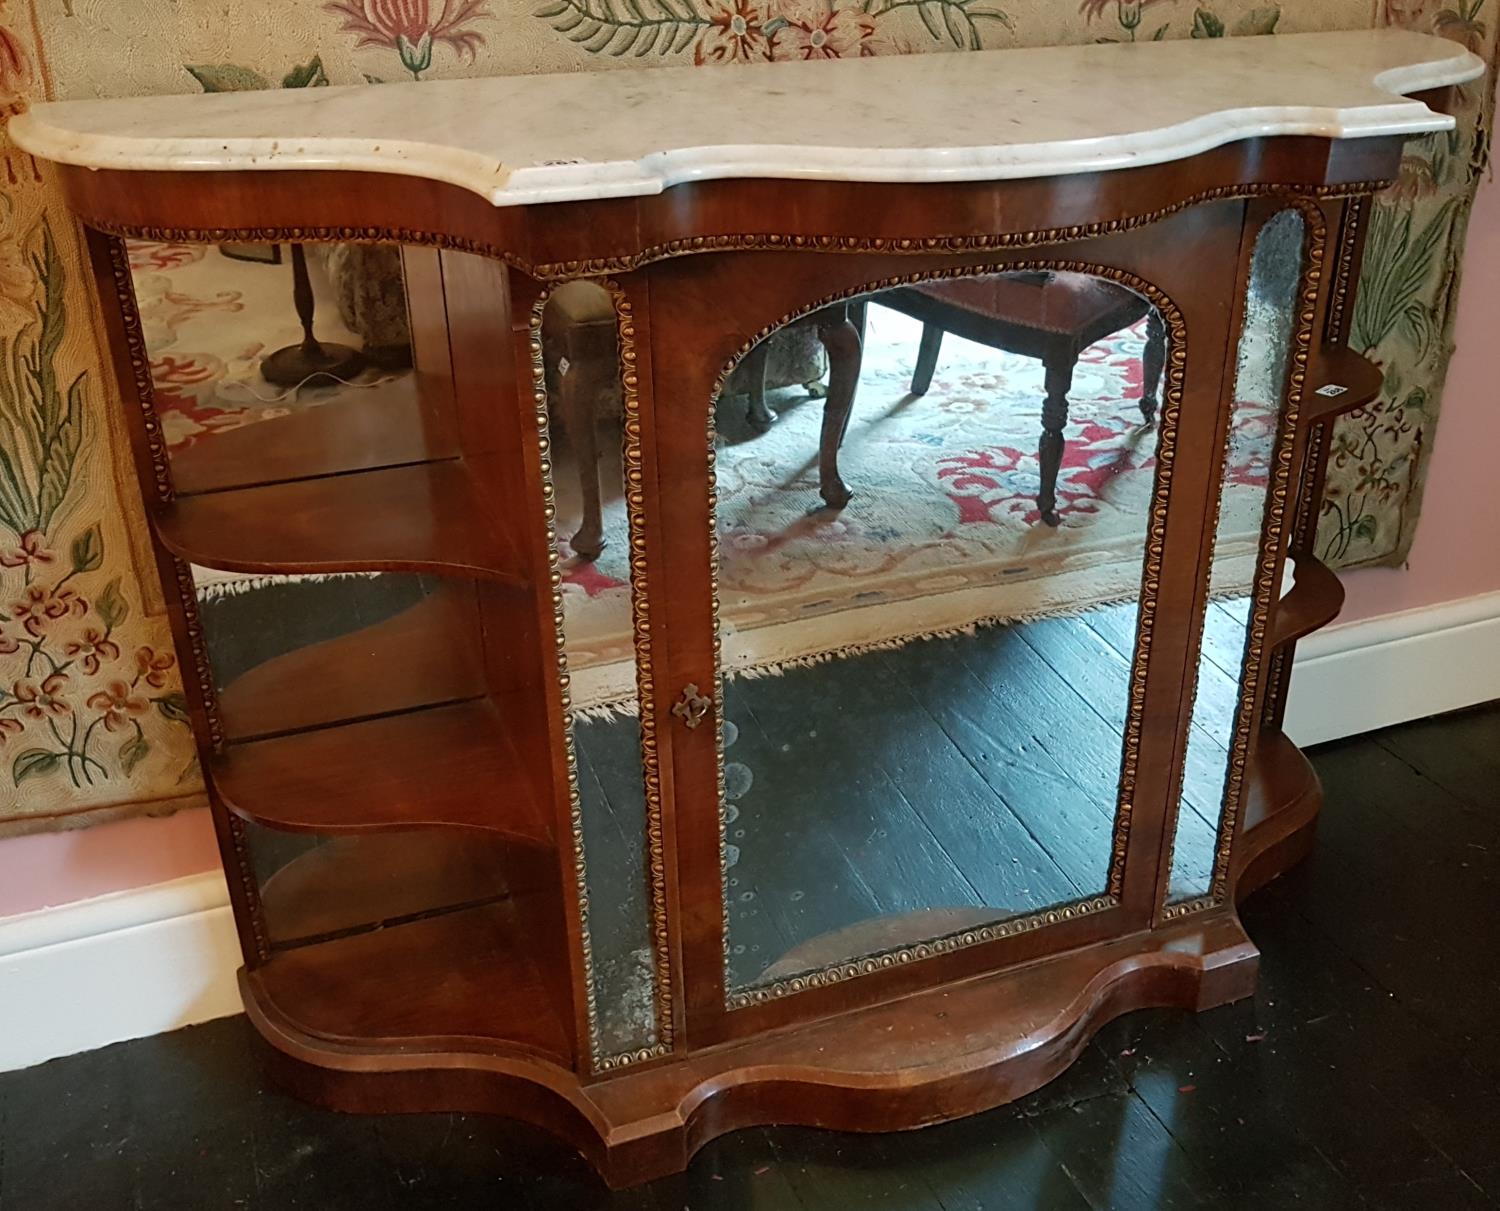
[9, 29, 1485, 209]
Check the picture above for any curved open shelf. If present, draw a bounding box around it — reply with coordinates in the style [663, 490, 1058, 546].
[257, 830, 519, 945]
[1269, 555, 1345, 650]
[246, 898, 574, 1067]
[216, 583, 489, 742]
[154, 460, 526, 585]
[1235, 729, 1323, 901]
[1304, 344, 1384, 423]
[213, 699, 553, 842]
[171, 376, 456, 496]
[1242, 728, 1320, 836]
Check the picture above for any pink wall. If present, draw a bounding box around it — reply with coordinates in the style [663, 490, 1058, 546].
[1340, 172, 1500, 621]
[3, 179, 1500, 919]
[0, 807, 220, 917]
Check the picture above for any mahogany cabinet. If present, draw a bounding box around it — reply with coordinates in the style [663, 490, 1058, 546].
[12, 29, 1482, 1186]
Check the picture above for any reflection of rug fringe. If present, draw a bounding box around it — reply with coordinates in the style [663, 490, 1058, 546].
[732, 591, 1143, 681]
[567, 567, 1278, 723]
[733, 575, 1270, 682]
[194, 570, 381, 600]
[568, 593, 1149, 725]
[572, 699, 640, 724]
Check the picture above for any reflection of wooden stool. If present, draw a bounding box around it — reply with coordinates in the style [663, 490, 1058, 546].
[543, 282, 620, 560]
[821, 274, 1166, 526]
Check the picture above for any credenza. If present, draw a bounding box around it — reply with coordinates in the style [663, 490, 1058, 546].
[12, 29, 1482, 1186]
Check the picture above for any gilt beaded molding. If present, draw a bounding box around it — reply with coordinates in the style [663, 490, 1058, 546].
[1325, 196, 1371, 347]
[77, 177, 1390, 284]
[101, 233, 176, 506]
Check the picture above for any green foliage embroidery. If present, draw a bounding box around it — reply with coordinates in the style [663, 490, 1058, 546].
[535, 0, 1011, 56]
[535, 0, 710, 57]
[0, 219, 87, 539]
[186, 57, 329, 93]
[1191, 6, 1278, 38]
[864, 0, 1012, 50]
[1350, 198, 1459, 360]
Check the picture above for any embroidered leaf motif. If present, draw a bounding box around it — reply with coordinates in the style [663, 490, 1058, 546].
[1191, 8, 1225, 37]
[70, 524, 103, 574]
[282, 56, 330, 88]
[1234, 7, 1279, 36]
[119, 733, 150, 776]
[96, 578, 129, 630]
[154, 693, 191, 724]
[12, 748, 62, 787]
[185, 63, 274, 92]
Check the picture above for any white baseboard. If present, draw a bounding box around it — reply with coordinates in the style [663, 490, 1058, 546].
[0, 871, 240, 1073]
[2, 590, 1497, 1073]
[1285, 589, 1500, 747]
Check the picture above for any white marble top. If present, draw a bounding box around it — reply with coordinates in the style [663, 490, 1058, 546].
[11, 30, 1481, 209]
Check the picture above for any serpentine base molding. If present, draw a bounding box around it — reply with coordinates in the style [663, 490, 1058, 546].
[249, 909, 1263, 1189]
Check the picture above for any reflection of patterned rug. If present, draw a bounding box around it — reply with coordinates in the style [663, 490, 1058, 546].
[128, 240, 381, 450]
[132, 245, 1272, 711]
[563, 306, 1272, 706]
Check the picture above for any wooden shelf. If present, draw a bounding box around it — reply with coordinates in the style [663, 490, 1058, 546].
[257, 830, 518, 946]
[1269, 555, 1345, 650]
[246, 897, 574, 1066]
[1241, 728, 1319, 835]
[154, 460, 525, 584]
[1305, 345, 1384, 423]
[213, 699, 553, 842]
[171, 375, 456, 496]
[217, 582, 489, 741]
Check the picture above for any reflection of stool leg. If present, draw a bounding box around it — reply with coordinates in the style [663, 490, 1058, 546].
[911, 323, 943, 396]
[817, 303, 863, 510]
[1038, 355, 1074, 527]
[744, 341, 775, 432]
[560, 366, 605, 560]
[1141, 308, 1166, 425]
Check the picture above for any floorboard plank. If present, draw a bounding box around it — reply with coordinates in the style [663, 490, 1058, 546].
[1027, 1091, 1224, 1211]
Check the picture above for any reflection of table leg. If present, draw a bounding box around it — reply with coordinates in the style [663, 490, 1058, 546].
[816, 303, 864, 510]
[559, 364, 606, 560]
[911, 322, 943, 396]
[743, 341, 775, 432]
[1141, 308, 1166, 425]
[1038, 354, 1074, 527]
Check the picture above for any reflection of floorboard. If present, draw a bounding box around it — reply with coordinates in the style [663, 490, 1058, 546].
[1083, 600, 1240, 897]
[685, 601, 1246, 990]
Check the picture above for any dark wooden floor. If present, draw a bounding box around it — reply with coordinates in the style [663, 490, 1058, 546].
[3, 702, 1497, 1209]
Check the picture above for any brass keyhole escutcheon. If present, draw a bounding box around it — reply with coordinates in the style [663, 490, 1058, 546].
[672, 683, 712, 730]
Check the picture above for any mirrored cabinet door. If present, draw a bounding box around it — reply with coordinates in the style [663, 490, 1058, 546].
[705, 270, 1182, 1002]
[539, 280, 669, 1065]
[1166, 209, 1307, 910]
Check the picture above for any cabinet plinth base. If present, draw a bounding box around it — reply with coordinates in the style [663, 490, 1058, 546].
[244, 909, 1260, 1188]
[245, 742, 1320, 1188]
